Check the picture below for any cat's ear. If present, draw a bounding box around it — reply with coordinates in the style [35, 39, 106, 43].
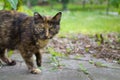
[52, 12, 62, 22]
[34, 12, 43, 24]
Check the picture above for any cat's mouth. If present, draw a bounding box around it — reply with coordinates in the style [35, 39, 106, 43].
[38, 36, 53, 40]
[42, 36, 53, 40]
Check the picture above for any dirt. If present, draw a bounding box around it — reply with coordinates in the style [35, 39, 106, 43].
[45, 33, 120, 61]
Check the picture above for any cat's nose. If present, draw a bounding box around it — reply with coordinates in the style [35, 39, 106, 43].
[44, 35, 49, 39]
[46, 36, 50, 39]
[44, 35, 51, 39]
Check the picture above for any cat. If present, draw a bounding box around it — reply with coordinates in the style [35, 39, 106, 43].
[0, 10, 62, 74]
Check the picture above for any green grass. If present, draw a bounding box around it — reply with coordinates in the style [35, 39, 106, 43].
[32, 6, 120, 35]
[60, 11, 120, 35]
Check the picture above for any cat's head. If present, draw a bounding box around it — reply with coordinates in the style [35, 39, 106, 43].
[33, 12, 62, 40]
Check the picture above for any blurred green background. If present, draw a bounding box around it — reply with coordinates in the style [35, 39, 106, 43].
[0, 0, 120, 35]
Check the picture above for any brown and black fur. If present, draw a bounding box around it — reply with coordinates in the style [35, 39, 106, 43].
[0, 10, 62, 74]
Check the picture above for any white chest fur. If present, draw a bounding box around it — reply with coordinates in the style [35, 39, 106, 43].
[36, 39, 49, 48]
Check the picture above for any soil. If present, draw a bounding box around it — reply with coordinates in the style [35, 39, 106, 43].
[46, 33, 120, 61]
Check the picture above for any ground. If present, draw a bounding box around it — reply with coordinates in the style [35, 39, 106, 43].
[0, 53, 120, 80]
[0, 33, 120, 80]
[48, 33, 120, 61]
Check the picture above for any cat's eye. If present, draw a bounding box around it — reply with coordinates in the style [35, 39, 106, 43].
[49, 28, 55, 32]
[35, 27, 44, 33]
[39, 28, 44, 32]
[49, 28, 58, 35]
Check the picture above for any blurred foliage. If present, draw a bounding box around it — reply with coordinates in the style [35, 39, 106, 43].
[3, 0, 12, 10]
[2, 0, 119, 12]
[61, 0, 69, 10]
[23, 0, 38, 6]
[110, 0, 120, 8]
[3, 0, 22, 10]
[1, 0, 32, 15]
[7, 0, 18, 10]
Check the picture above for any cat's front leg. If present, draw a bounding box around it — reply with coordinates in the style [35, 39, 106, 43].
[20, 51, 41, 74]
[35, 51, 42, 67]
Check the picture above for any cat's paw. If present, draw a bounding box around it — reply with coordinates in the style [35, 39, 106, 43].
[30, 68, 41, 74]
[7, 60, 16, 66]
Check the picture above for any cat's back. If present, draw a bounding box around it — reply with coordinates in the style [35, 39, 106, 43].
[0, 10, 28, 31]
[0, 10, 28, 22]
[0, 10, 28, 47]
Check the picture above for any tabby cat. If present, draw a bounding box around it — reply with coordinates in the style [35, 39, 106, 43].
[0, 10, 62, 74]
